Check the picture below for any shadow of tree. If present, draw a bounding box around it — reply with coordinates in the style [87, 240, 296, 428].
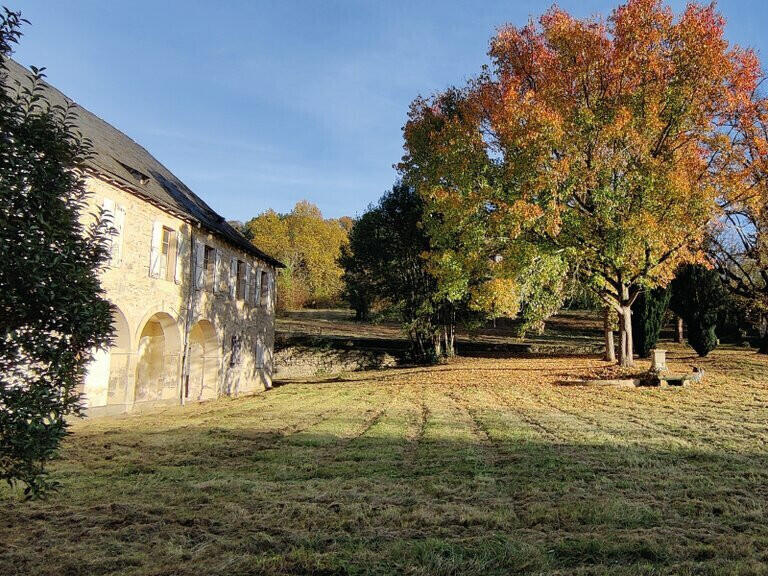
[3, 418, 768, 575]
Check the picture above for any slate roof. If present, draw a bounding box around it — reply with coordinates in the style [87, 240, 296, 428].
[3, 58, 283, 268]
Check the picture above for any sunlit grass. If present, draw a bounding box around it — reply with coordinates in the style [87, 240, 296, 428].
[2, 343, 768, 575]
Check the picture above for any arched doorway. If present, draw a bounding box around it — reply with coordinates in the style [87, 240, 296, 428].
[187, 319, 220, 401]
[84, 306, 131, 408]
[134, 312, 181, 403]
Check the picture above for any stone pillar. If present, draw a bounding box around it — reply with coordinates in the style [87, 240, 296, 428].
[650, 348, 667, 373]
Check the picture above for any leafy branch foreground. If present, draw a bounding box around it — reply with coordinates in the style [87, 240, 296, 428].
[2, 345, 767, 575]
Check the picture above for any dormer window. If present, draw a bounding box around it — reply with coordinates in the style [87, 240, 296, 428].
[116, 159, 151, 185]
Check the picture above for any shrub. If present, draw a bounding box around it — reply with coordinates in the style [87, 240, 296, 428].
[0, 10, 113, 496]
[632, 287, 671, 358]
[670, 264, 727, 357]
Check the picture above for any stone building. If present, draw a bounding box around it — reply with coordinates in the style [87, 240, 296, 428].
[6, 60, 284, 416]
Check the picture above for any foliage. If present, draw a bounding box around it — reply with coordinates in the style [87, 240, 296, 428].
[400, 90, 567, 342]
[339, 184, 445, 362]
[631, 287, 671, 358]
[710, 87, 768, 352]
[670, 264, 727, 356]
[401, 0, 761, 366]
[244, 201, 349, 309]
[0, 9, 113, 497]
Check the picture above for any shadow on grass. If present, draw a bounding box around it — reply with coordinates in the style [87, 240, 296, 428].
[2, 422, 768, 576]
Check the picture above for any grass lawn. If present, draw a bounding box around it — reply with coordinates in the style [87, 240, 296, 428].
[2, 345, 768, 575]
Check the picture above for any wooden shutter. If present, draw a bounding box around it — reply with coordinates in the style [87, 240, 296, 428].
[113, 205, 126, 266]
[213, 249, 221, 293]
[175, 230, 185, 284]
[102, 198, 115, 265]
[149, 221, 162, 278]
[244, 265, 251, 304]
[254, 267, 262, 306]
[229, 257, 237, 299]
[268, 271, 275, 310]
[194, 240, 205, 290]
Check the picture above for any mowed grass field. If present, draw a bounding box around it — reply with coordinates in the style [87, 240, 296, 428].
[2, 346, 768, 575]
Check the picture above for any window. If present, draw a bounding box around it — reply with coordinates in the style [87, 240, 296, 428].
[159, 227, 176, 281]
[260, 270, 269, 306]
[203, 245, 216, 290]
[236, 260, 246, 300]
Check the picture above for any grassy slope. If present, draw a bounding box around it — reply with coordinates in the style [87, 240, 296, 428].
[2, 346, 768, 575]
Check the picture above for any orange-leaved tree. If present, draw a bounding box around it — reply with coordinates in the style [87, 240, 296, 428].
[406, 0, 759, 366]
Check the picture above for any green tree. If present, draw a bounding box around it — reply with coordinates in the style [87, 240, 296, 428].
[341, 184, 444, 362]
[670, 265, 727, 357]
[631, 287, 671, 358]
[0, 9, 113, 497]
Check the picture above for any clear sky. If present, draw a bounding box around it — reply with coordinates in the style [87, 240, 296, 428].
[10, 1, 768, 220]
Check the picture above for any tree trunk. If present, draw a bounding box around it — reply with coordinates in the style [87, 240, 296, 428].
[675, 315, 684, 343]
[604, 307, 616, 363]
[433, 333, 442, 359]
[442, 325, 455, 358]
[618, 304, 634, 367]
[617, 285, 634, 368]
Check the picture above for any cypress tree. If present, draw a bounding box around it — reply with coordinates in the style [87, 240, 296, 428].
[670, 264, 726, 357]
[632, 287, 671, 358]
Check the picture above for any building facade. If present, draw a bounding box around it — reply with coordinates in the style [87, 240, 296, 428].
[7, 60, 283, 416]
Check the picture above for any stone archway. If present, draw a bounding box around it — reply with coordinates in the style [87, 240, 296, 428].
[187, 319, 221, 402]
[83, 305, 131, 409]
[134, 312, 181, 403]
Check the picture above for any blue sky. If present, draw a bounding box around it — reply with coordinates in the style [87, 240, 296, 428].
[11, 1, 768, 220]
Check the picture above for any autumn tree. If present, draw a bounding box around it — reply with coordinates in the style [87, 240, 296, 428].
[403, 0, 759, 366]
[711, 89, 768, 352]
[401, 90, 567, 344]
[244, 201, 349, 309]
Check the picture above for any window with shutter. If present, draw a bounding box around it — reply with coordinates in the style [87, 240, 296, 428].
[202, 245, 215, 291]
[236, 260, 246, 300]
[159, 227, 177, 281]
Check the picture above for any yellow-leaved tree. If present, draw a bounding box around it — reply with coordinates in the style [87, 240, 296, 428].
[244, 201, 349, 309]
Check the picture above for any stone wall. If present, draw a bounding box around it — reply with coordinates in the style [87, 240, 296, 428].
[81, 176, 277, 416]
